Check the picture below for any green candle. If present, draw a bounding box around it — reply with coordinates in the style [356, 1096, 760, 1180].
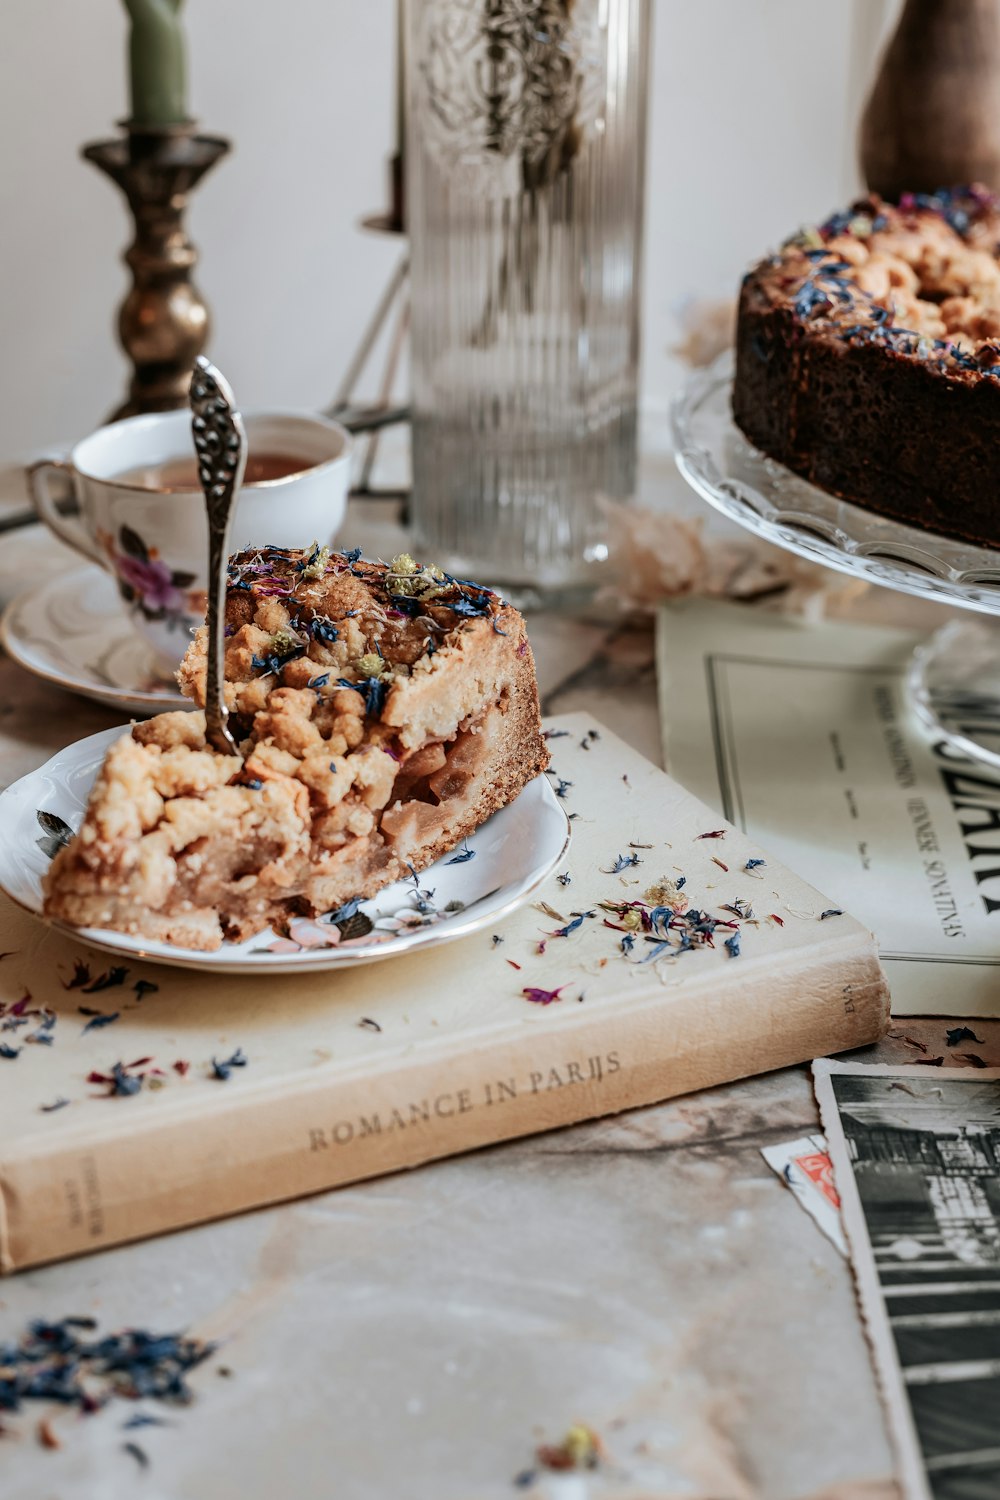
[123, 0, 188, 127]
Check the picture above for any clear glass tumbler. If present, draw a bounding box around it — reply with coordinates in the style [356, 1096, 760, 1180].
[405, 0, 650, 594]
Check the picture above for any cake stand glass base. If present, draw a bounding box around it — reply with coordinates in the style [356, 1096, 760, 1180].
[671, 352, 1000, 768]
[910, 619, 1000, 770]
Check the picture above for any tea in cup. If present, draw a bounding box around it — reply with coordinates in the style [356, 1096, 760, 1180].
[28, 409, 351, 677]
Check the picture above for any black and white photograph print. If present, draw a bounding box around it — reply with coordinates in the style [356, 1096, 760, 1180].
[816, 1061, 1000, 1500]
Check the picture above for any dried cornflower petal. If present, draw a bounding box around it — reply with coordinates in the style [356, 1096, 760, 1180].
[521, 986, 566, 1005]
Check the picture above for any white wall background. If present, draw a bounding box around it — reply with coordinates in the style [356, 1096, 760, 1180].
[0, 0, 900, 461]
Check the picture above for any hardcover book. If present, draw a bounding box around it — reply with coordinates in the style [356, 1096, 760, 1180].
[0, 713, 889, 1274]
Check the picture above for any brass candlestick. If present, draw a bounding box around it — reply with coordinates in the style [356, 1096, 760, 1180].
[82, 121, 230, 420]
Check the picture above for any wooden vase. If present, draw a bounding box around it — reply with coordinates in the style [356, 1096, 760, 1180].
[860, 0, 1000, 198]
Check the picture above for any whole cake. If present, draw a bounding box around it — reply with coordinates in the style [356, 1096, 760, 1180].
[43, 548, 549, 951]
[733, 186, 1000, 547]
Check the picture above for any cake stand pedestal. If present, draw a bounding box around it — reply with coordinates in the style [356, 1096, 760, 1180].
[671, 351, 1000, 768]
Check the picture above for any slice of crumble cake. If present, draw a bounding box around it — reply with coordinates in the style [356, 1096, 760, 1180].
[43, 548, 550, 951]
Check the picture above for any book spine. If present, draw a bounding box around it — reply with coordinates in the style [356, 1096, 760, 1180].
[0, 933, 889, 1274]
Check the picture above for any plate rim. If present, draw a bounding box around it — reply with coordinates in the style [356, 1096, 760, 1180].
[1, 564, 188, 714]
[670, 350, 1000, 614]
[0, 725, 571, 974]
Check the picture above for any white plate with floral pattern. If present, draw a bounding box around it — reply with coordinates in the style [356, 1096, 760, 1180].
[0, 727, 571, 974]
[1, 565, 188, 717]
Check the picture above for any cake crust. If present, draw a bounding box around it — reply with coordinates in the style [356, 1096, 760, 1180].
[733, 187, 1000, 548]
[44, 549, 550, 951]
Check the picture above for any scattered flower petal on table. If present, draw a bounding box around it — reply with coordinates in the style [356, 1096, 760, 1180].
[81, 1012, 120, 1035]
[210, 1048, 247, 1081]
[946, 1026, 984, 1047]
[81, 966, 129, 993]
[60, 960, 91, 990]
[521, 985, 566, 1005]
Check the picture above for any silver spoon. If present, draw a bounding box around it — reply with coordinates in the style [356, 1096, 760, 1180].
[189, 355, 247, 756]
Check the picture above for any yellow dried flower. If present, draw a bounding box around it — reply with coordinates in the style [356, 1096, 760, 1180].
[387, 553, 446, 600]
[300, 544, 331, 580]
[563, 1426, 602, 1469]
[536, 1424, 604, 1473]
[621, 909, 642, 931]
[645, 878, 686, 909]
[354, 652, 387, 678]
[784, 225, 823, 251]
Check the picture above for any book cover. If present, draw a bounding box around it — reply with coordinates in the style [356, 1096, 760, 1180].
[0, 713, 889, 1274]
[656, 599, 1000, 1017]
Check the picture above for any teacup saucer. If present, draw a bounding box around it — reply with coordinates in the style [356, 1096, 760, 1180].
[1, 564, 188, 717]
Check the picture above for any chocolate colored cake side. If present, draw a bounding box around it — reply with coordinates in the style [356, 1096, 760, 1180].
[733, 188, 1000, 549]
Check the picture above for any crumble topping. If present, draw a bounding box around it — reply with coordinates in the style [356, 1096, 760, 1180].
[44, 548, 549, 949]
[752, 186, 1000, 376]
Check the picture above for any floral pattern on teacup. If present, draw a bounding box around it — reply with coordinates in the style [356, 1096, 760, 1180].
[101, 525, 200, 632]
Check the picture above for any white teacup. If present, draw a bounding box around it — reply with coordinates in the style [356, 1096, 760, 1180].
[28, 408, 352, 678]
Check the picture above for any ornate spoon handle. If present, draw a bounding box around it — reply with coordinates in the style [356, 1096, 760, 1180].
[189, 355, 247, 756]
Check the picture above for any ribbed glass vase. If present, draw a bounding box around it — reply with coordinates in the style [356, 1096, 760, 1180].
[405, 0, 650, 595]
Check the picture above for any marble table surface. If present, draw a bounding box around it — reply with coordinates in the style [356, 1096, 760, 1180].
[0, 458, 996, 1500]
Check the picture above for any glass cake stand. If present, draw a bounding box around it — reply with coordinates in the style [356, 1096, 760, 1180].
[670, 350, 1000, 769]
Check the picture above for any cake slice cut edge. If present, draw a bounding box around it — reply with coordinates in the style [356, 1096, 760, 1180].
[42, 548, 551, 952]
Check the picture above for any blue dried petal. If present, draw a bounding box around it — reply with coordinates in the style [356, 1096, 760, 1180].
[81, 1012, 119, 1035]
[211, 1048, 247, 1081]
[109, 1063, 142, 1096]
[553, 910, 593, 938]
[308, 616, 340, 643]
[328, 896, 363, 923]
[337, 676, 387, 717]
[604, 853, 640, 873]
[793, 280, 831, 320]
[819, 208, 854, 236]
[251, 644, 307, 676]
[449, 595, 492, 618]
